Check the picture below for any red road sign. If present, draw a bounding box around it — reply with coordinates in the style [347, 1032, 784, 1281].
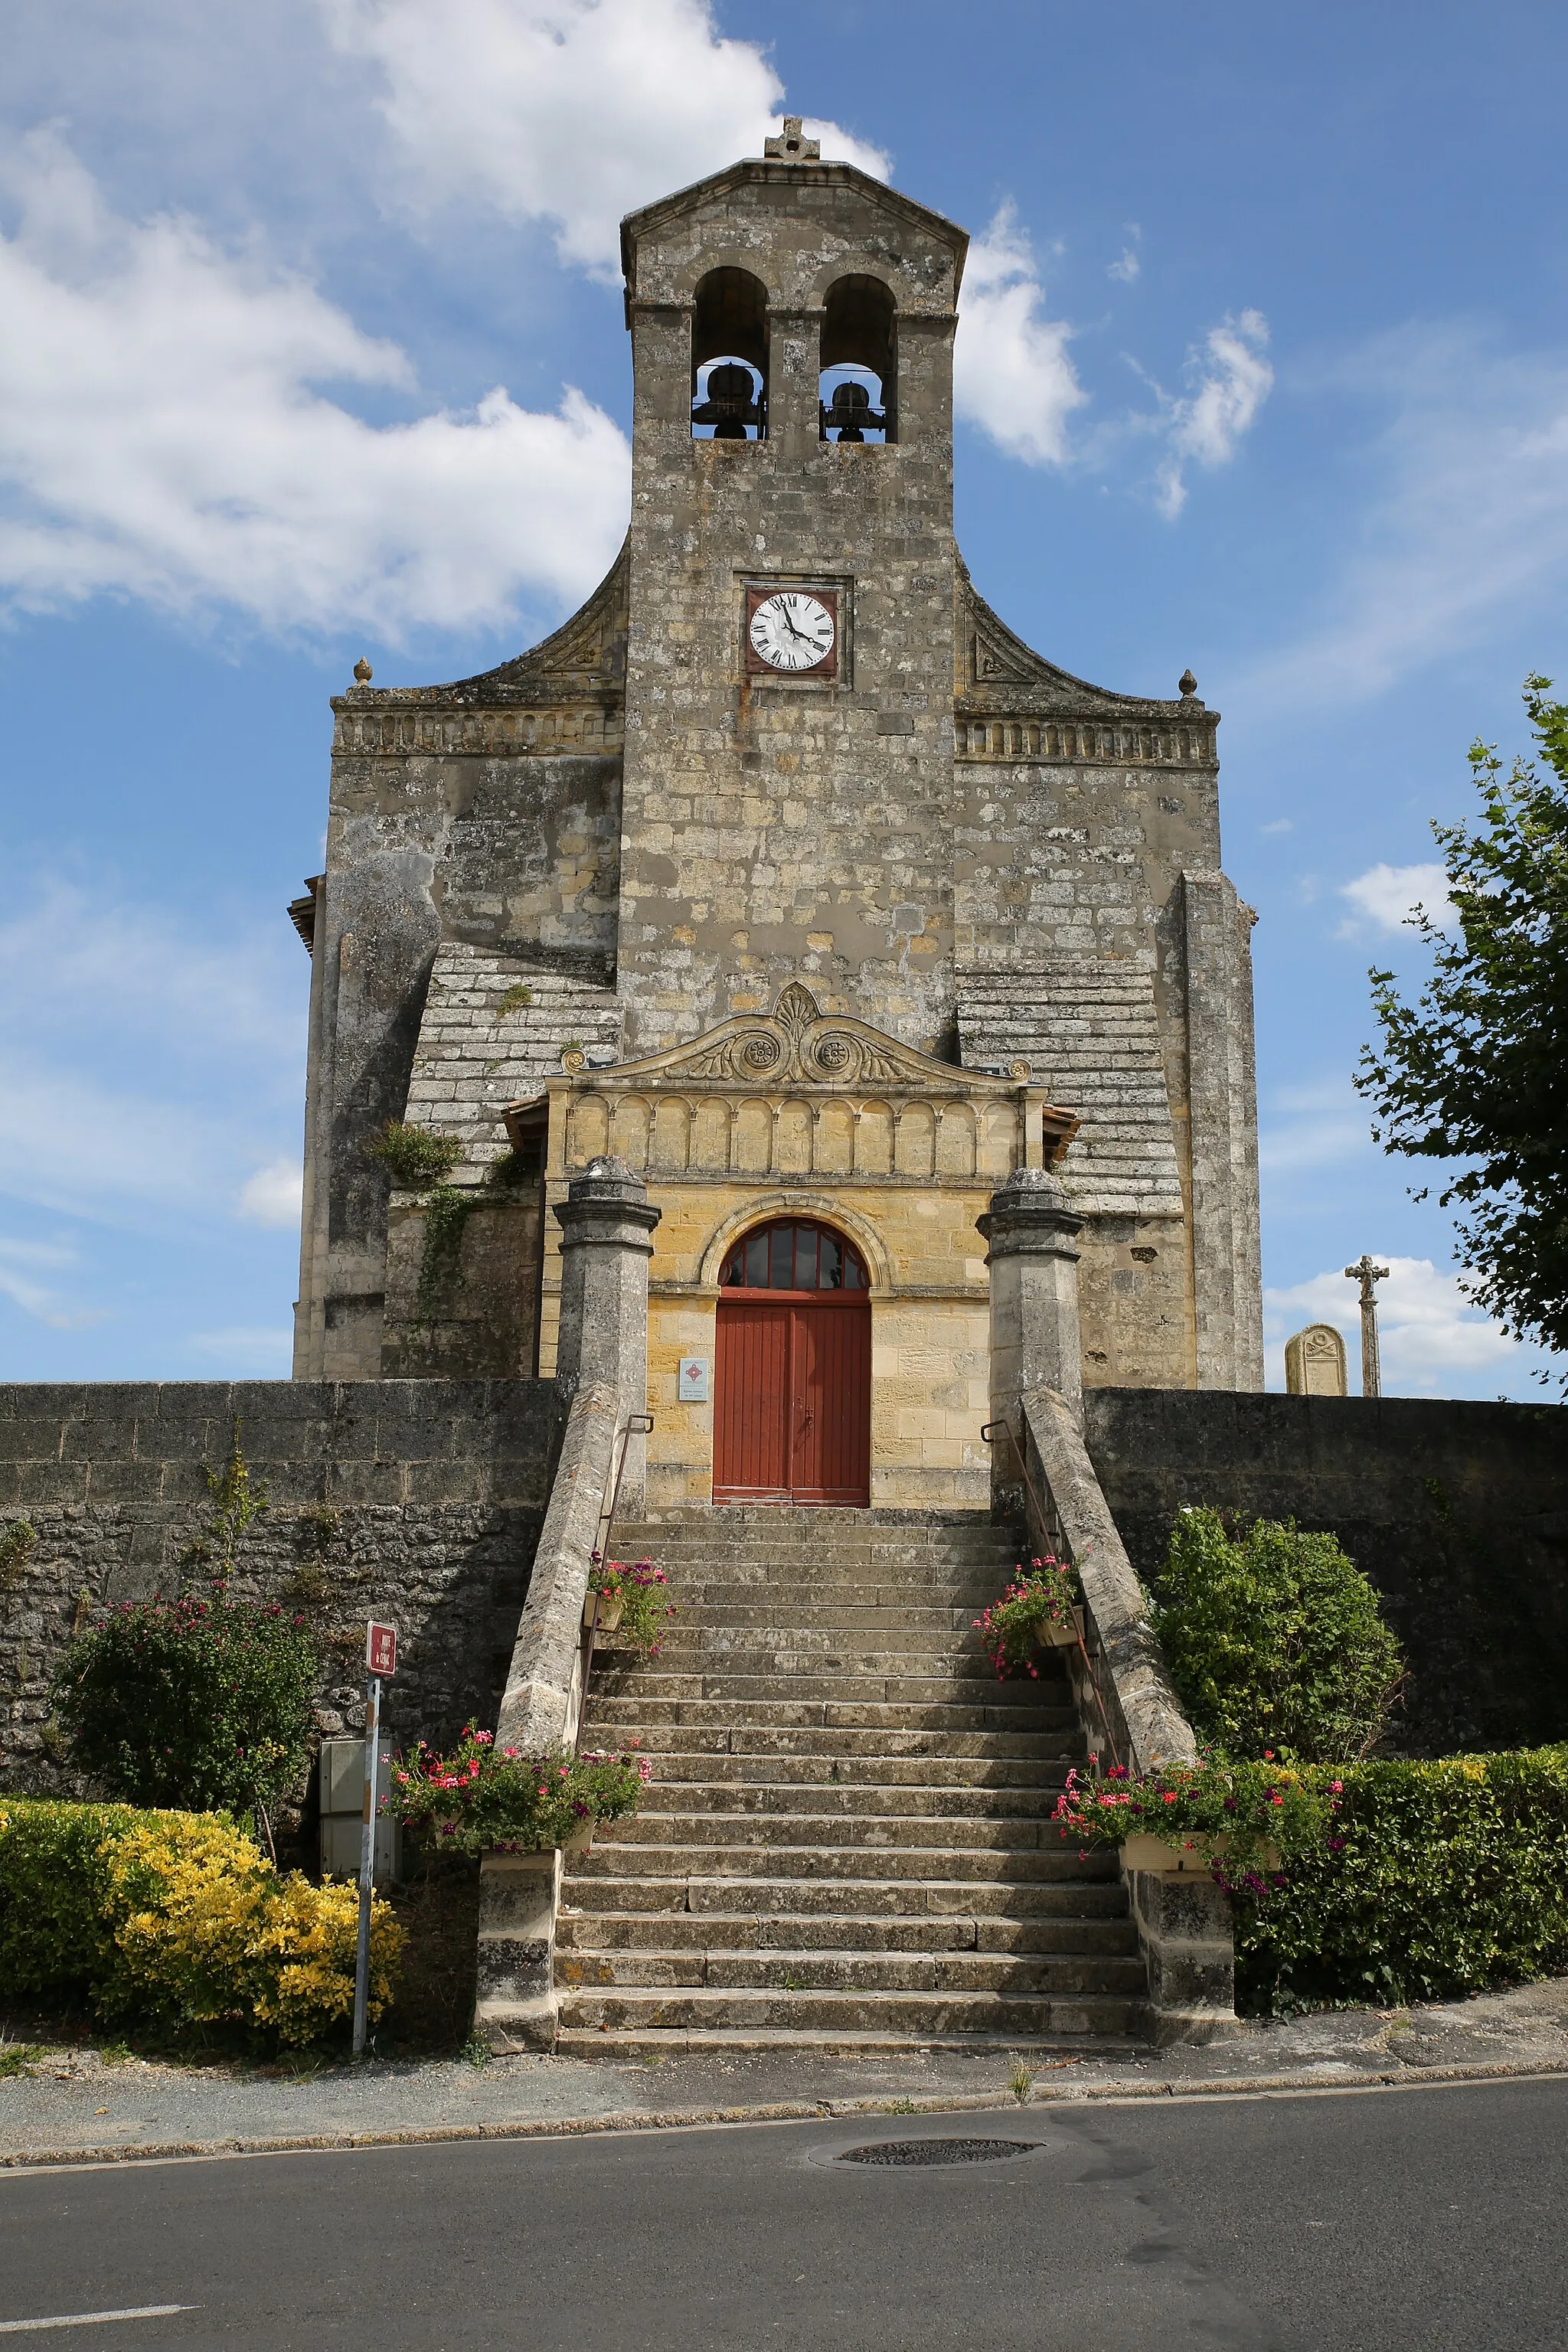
[365, 1622, 397, 1677]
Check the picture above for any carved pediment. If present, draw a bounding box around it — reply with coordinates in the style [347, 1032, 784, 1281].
[586, 982, 1030, 1097]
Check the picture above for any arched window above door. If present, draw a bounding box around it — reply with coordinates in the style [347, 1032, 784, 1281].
[720, 1219, 867, 1292]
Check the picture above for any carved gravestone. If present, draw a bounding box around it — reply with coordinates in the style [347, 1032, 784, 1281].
[1284, 1322, 1348, 1397]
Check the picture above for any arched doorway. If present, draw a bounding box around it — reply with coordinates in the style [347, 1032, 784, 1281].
[713, 1219, 871, 1505]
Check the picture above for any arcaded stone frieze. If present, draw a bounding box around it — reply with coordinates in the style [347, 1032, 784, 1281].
[955, 718, 1217, 767]
[332, 702, 624, 757]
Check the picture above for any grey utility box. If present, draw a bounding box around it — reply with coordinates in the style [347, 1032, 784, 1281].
[318, 1734, 402, 1883]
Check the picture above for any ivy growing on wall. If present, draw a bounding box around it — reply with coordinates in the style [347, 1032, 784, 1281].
[363, 1121, 471, 1331]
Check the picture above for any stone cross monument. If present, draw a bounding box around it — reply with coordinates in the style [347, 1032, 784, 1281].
[1344, 1254, 1389, 1398]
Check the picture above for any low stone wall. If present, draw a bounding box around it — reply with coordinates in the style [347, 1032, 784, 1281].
[1084, 1390, 1568, 1757]
[0, 1380, 558, 1801]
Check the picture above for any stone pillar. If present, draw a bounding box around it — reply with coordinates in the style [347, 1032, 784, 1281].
[978, 1169, 1084, 1508]
[553, 1155, 661, 1514]
[475, 1849, 562, 2054]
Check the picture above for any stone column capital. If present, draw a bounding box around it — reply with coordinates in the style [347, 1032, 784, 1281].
[554, 1157, 662, 1256]
[976, 1168, 1083, 1261]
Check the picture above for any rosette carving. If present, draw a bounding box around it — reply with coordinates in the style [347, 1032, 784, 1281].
[741, 1033, 782, 1074]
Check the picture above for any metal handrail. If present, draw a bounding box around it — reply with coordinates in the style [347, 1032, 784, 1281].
[578, 1411, 657, 1755]
[979, 1413, 1123, 1777]
[596, 1411, 655, 1553]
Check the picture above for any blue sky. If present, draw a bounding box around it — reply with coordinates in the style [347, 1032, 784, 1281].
[2, 0, 1563, 1397]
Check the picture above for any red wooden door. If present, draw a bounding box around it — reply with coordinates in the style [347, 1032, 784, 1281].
[788, 1295, 871, 1504]
[714, 1294, 871, 1504]
[713, 1298, 791, 1500]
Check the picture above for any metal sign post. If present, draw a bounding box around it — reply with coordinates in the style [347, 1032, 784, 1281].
[351, 1622, 397, 2058]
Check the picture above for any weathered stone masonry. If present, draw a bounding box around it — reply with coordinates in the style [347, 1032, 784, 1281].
[0, 1381, 556, 1799]
[289, 135, 1264, 1503]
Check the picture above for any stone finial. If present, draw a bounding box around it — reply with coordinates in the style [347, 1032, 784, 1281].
[353, 657, 373, 684]
[764, 116, 820, 162]
[1178, 669, 1197, 698]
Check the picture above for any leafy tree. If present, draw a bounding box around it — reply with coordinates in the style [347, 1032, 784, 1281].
[1149, 1508, 1403, 1764]
[53, 1592, 318, 1818]
[1355, 675, 1568, 1371]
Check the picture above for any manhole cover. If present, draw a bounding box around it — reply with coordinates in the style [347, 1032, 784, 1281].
[838, 2138, 1039, 2167]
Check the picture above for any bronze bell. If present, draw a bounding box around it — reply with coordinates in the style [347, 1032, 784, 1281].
[692, 362, 761, 439]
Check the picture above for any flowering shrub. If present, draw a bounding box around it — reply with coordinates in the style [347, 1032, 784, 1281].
[385, 1722, 652, 1857]
[1052, 1759, 1334, 1889]
[0, 1799, 400, 2046]
[1232, 1747, 1568, 2014]
[1148, 1507, 1404, 1763]
[972, 1558, 1077, 1679]
[53, 1587, 318, 1815]
[588, 1554, 675, 1656]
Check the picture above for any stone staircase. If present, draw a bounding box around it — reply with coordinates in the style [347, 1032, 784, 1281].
[554, 1508, 1148, 2050]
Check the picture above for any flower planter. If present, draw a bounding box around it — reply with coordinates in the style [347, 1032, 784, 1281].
[1119, 1832, 1282, 1875]
[583, 1591, 625, 1633]
[1036, 1607, 1086, 1651]
[563, 1818, 595, 1855]
[1120, 1833, 1197, 1873]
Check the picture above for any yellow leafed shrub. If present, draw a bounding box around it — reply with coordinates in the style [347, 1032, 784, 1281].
[0, 1798, 402, 2047]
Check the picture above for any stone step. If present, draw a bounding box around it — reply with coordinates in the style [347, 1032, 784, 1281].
[591, 1670, 1027, 1704]
[564, 1872, 1125, 1919]
[609, 1780, 1069, 1823]
[640, 1749, 1074, 1787]
[569, 1841, 1103, 1884]
[582, 1697, 1079, 1733]
[585, 1722, 1079, 1761]
[555, 1987, 1145, 2037]
[624, 1549, 1027, 1573]
[605, 1808, 1068, 1851]
[613, 1511, 1023, 1535]
[555, 2025, 1134, 2057]
[555, 1946, 1148, 1996]
[557, 1909, 1139, 1957]
[648, 1605, 1004, 1632]
[599, 1648, 1006, 1679]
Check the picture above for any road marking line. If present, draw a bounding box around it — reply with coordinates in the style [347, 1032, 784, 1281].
[0, 2308, 195, 2334]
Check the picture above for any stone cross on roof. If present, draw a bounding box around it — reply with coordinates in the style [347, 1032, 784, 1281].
[764, 116, 819, 162]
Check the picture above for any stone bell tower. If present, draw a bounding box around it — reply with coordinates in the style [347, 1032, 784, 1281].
[616, 120, 968, 1060]
[292, 117, 1264, 1445]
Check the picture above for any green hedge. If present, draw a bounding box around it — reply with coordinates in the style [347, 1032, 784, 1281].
[1235, 1747, 1568, 2015]
[0, 1796, 400, 2044]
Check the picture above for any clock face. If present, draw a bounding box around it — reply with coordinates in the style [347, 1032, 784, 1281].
[748, 590, 836, 673]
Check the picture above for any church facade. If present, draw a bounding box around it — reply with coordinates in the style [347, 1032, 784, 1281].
[291, 122, 1263, 1511]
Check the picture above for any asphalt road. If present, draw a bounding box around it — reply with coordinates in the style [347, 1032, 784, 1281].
[1, 2076, 1564, 2350]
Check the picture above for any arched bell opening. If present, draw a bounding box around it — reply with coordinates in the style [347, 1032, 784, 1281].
[819, 275, 895, 444]
[714, 1217, 871, 1504]
[692, 268, 769, 440]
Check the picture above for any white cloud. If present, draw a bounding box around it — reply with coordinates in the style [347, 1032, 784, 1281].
[0, 1236, 103, 1329]
[1339, 861, 1459, 936]
[322, 0, 887, 279]
[953, 205, 1088, 469]
[0, 129, 630, 635]
[1261, 818, 1294, 835]
[1108, 247, 1141, 286]
[1241, 324, 1568, 708]
[1155, 309, 1273, 518]
[1258, 1079, 1372, 1177]
[239, 1160, 304, 1229]
[0, 877, 305, 1233]
[1264, 1256, 1521, 1394]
